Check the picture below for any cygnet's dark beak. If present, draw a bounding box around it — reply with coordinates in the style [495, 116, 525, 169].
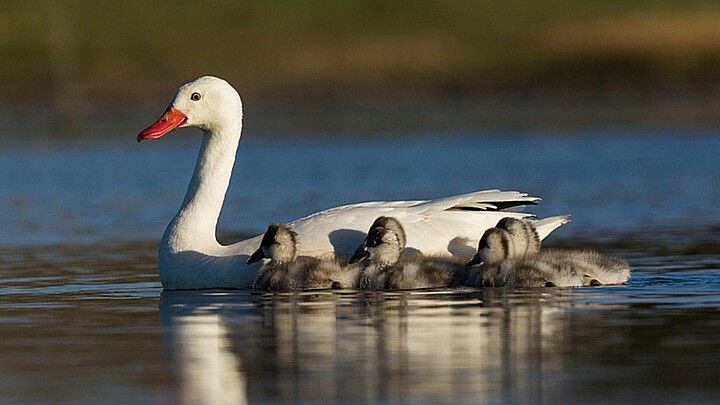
[247, 247, 267, 265]
[466, 253, 483, 267]
[348, 243, 369, 264]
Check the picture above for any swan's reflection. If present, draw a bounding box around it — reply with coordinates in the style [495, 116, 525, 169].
[160, 292, 249, 405]
[160, 289, 576, 403]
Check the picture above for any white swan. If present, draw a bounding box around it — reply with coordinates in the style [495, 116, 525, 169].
[138, 75, 569, 290]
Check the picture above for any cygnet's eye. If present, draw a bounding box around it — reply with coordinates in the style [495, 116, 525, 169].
[190, 92, 202, 101]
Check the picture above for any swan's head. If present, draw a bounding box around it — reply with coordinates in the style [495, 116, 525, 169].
[349, 216, 406, 266]
[495, 217, 540, 255]
[467, 227, 515, 267]
[247, 223, 297, 265]
[138, 75, 243, 142]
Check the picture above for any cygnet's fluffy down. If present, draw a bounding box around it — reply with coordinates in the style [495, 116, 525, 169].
[495, 217, 540, 257]
[467, 218, 630, 288]
[248, 223, 359, 291]
[481, 250, 630, 287]
[386, 256, 468, 290]
[350, 216, 467, 290]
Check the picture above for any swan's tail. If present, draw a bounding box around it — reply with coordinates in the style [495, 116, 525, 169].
[528, 215, 571, 240]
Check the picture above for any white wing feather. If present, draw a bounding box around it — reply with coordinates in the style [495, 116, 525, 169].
[286, 190, 564, 257]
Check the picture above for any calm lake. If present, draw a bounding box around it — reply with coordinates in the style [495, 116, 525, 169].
[1, 129, 720, 404]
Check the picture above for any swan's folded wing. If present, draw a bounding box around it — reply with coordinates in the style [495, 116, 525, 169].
[289, 189, 551, 257]
[412, 189, 539, 213]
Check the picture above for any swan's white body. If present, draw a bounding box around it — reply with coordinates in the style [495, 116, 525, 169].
[139, 76, 568, 290]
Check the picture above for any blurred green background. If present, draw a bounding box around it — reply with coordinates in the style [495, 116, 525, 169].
[2, 0, 720, 132]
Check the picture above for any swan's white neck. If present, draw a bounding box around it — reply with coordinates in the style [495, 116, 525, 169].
[162, 120, 242, 255]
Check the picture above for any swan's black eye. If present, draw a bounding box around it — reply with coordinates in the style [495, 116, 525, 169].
[191, 92, 202, 101]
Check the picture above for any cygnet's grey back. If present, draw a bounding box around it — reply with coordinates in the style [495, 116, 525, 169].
[386, 256, 468, 290]
[493, 255, 586, 287]
[541, 249, 631, 286]
[474, 247, 631, 288]
[495, 217, 540, 256]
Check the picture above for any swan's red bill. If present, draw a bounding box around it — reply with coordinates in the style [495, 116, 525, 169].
[137, 107, 187, 142]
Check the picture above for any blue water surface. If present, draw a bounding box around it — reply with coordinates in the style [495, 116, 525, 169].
[1, 129, 718, 245]
[1, 128, 719, 404]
